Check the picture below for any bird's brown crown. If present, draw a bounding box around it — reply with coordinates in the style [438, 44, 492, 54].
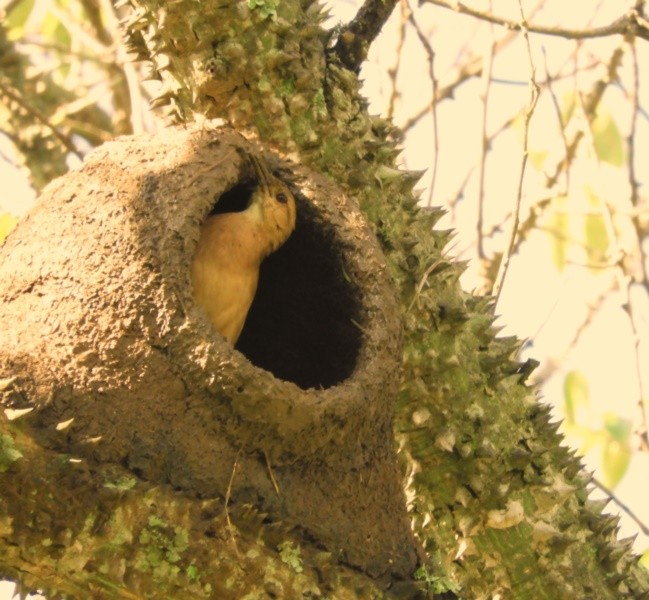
[248, 154, 297, 256]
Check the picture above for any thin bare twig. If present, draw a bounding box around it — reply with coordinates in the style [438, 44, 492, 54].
[493, 1, 539, 308]
[623, 38, 649, 452]
[387, 0, 409, 120]
[541, 48, 570, 191]
[476, 7, 495, 259]
[545, 44, 625, 188]
[407, 3, 440, 207]
[224, 450, 242, 556]
[264, 451, 280, 495]
[592, 476, 649, 535]
[530, 286, 612, 383]
[621, 278, 649, 451]
[446, 166, 475, 224]
[401, 0, 545, 133]
[408, 258, 445, 310]
[106, 0, 147, 133]
[627, 45, 640, 214]
[474, 44, 624, 265]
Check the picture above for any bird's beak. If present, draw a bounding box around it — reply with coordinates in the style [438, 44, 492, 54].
[250, 154, 272, 194]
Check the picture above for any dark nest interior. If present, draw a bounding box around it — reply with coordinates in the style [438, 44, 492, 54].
[207, 181, 363, 390]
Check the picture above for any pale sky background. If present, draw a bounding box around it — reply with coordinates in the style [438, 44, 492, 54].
[2, 0, 649, 597]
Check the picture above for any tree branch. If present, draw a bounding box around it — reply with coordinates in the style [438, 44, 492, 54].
[332, 0, 399, 73]
[493, 0, 539, 307]
[425, 0, 649, 43]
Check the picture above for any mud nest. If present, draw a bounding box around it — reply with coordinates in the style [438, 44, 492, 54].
[0, 123, 418, 578]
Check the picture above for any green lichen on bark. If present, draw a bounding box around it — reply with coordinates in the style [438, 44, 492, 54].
[0, 418, 389, 599]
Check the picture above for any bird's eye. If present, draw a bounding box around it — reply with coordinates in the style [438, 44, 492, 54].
[276, 192, 288, 204]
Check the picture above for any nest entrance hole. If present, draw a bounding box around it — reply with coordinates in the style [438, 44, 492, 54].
[210, 182, 363, 390]
[209, 181, 255, 215]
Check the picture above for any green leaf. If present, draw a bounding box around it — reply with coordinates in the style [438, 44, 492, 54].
[0, 213, 18, 245]
[6, 0, 37, 37]
[39, 9, 72, 49]
[186, 564, 200, 582]
[415, 565, 460, 594]
[278, 541, 303, 573]
[276, 77, 296, 99]
[603, 413, 632, 443]
[53, 20, 72, 48]
[584, 212, 608, 261]
[602, 437, 630, 489]
[41, 9, 60, 38]
[583, 188, 609, 268]
[563, 370, 589, 426]
[591, 112, 624, 166]
[601, 414, 632, 488]
[104, 475, 137, 490]
[0, 434, 23, 472]
[528, 149, 548, 171]
[640, 548, 649, 570]
[548, 195, 569, 272]
[148, 515, 168, 528]
[247, 0, 277, 20]
[560, 92, 577, 125]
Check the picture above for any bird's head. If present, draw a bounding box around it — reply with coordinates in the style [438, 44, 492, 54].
[248, 154, 297, 255]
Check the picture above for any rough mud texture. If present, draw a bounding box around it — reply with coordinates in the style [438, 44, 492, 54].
[0, 123, 418, 578]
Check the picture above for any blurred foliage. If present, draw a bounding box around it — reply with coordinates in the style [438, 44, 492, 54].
[564, 370, 632, 489]
[0, 0, 157, 193]
[592, 111, 625, 167]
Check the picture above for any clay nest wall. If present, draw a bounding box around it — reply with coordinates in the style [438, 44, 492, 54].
[0, 123, 418, 578]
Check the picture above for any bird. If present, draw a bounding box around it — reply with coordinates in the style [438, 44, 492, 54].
[191, 153, 297, 345]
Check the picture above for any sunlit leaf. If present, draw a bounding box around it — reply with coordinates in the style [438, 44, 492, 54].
[41, 10, 60, 38]
[640, 548, 649, 570]
[602, 438, 630, 489]
[53, 21, 72, 49]
[591, 112, 624, 166]
[528, 149, 548, 171]
[0, 213, 18, 245]
[560, 92, 577, 125]
[0, 434, 23, 472]
[584, 187, 609, 269]
[563, 370, 589, 426]
[548, 195, 569, 272]
[575, 427, 602, 455]
[603, 413, 632, 443]
[41, 10, 71, 49]
[601, 414, 632, 488]
[6, 0, 37, 37]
